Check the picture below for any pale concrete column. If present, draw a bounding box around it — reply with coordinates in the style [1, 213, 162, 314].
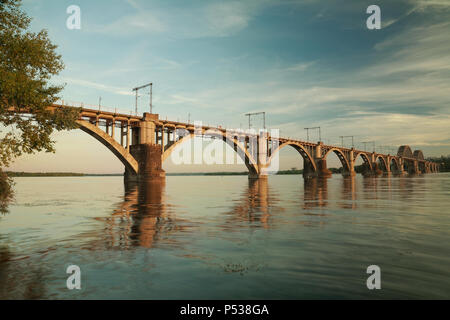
[111, 118, 115, 138]
[161, 125, 165, 152]
[139, 120, 156, 145]
[315, 142, 322, 159]
[120, 122, 124, 146]
[257, 131, 269, 177]
[126, 120, 130, 151]
[414, 160, 420, 174]
[385, 156, 391, 173]
[314, 142, 331, 177]
[346, 149, 356, 176]
[136, 113, 159, 145]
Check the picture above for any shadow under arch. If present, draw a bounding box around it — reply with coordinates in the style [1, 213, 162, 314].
[390, 157, 400, 173]
[354, 151, 373, 172]
[268, 142, 317, 175]
[77, 120, 139, 174]
[375, 155, 388, 172]
[323, 148, 351, 172]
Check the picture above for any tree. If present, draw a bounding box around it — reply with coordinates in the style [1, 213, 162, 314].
[0, 0, 80, 213]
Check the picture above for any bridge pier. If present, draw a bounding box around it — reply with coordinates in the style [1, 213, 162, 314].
[343, 149, 356, 177]
[314, 143, 332, 178]
[248, 131, 269, 180]
[316, 159, 332, 177]
[124, 113, 165, 183]
[371, 162, 383, 176]
[125, 144, 165, 183]
[303, 159, 318, 178]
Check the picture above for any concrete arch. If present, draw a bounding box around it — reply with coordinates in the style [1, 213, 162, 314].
[413, 150, 424, 160]
[268, 142, 317, 172]
[354, 152, 373, 171]
[161, 129, 259, 174]
[162, 133, 195, 162]
[77, 120, 139, 174]
[375, 154, 388, 171]
[323, 148, 351, 172]
[389, 157, 400, 171]
[398, 145, 413, 158]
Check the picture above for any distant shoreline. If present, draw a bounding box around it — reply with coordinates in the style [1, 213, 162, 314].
[5, 170, 308, 177]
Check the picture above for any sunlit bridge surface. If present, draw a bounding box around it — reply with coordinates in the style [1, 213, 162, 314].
[1, 174, 449, 299]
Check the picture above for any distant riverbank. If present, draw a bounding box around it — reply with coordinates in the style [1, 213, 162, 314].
[6, 169, 311, 177]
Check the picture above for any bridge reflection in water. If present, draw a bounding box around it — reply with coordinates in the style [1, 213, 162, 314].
[96, 174, 429, 248]
[101, 179, 183, 249]
[1, 174, 444, 299]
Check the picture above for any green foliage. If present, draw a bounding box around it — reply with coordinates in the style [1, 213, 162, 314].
[0, 0, 80, 209]
[0, 169, 14, 214]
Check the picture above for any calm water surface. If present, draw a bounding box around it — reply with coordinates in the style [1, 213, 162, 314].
[0, 174, 449, 299]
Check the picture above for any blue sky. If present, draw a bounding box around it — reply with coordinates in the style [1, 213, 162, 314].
[8, 0, 450, 173]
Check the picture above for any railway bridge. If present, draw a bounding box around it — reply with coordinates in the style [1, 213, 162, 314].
[28, 105, 441, 182]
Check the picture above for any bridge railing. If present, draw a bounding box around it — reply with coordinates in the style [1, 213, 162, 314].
[55, 99, 135, 115]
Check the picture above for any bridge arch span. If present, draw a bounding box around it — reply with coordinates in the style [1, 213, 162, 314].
[389, 157, 400, 172]
[161, 133, 195, 163]
[375, 154, 388, 171]
[76, 120, 139, 174]
[161, 129, 259, 175]
[268, 142, 317, 172]
[398, 145, 413, 158]
[354, 152, 373, 171]
[323, 148, 351, 172]
[413, 150, 424, 160]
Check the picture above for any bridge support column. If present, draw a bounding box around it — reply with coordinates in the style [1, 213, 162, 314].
[397, 158, 407, 175]
[384, 156, 391, 176]
[343, 149, 356, 177]
[249, 131, 269, 180]
[313, 142, 332, 178]
[366, 154, 381, 176]
[302, 159, 317, 179]
[317, 159, 332, 177]
[371, 162, 383, 175]
[125, 144, 165, 183]
[125, 113, 165, 183]
[313, 144, 330, 177]
[413, 160, 421, 174]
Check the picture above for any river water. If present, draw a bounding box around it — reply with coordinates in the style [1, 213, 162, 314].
[0, 174, 449, 299]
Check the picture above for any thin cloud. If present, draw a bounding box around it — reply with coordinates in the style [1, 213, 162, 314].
[95, 0, 270, 38]
[59, 77, 135, 96]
